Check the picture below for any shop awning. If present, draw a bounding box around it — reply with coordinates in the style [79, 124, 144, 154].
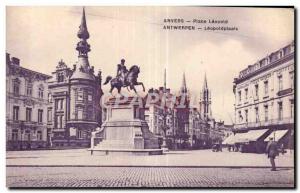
[264, 130, 289, 142]
[242, 129, 269, 142]
[222, 133, 248, 145]
[222, 129, 269, 145]
[222, 134, 236, 145]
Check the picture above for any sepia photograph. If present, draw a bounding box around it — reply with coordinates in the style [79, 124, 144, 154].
[5, 6, 295, 188]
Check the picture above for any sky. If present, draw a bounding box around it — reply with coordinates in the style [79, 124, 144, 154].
[6, 6, 294, 124]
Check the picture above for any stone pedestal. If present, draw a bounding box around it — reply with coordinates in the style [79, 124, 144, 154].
[91, 96, 162, 155]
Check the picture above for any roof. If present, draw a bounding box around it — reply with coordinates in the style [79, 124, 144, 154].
[8, 63, 51, 79]
[70, 69, 95, 81]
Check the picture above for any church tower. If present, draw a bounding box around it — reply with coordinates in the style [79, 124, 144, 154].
[199, 73, 212, 120]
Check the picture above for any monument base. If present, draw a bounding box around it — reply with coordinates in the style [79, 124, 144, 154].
[88, 148, 163, 156]
[91, 96, 162, 155]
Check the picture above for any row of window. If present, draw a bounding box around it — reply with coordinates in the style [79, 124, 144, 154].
[13, 106, 94, 128]
[11, 129, 43, 141]
[77, 91, 93, 102]
[237, 100, 294, 123]
[13, 80, 44, 99]
[75, 107, 94, 120]
[238, 73, 294, 103]
[13, 106, 43, 123]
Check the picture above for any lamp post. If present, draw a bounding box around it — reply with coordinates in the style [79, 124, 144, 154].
[160, 96, 169, 152]
[20, 121, 24, 150]
[160, 68, 169, 152]
[160, 109, 168, 152]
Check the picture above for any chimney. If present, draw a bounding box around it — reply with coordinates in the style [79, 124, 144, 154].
[11, 57, 20, 66]
[6, 53, 10, 65]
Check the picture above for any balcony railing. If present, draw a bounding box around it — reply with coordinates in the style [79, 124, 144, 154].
[7, 92, 48, 103]
[7, 119, 43, 126]
[234, 117, 294, 129]
[277, 88, 293, 96]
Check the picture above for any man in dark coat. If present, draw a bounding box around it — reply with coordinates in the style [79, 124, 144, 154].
[266, 137, 279, 171]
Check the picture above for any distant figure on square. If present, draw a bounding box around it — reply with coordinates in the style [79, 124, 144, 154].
[266, 137, 279, 171]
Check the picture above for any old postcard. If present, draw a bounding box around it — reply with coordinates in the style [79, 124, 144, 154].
[6, 6, 295, 188]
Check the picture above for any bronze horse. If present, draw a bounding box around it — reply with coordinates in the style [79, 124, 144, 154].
[103, 65, 145, 94]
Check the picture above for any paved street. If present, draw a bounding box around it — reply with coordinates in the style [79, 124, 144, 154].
[6, 149, 294, 188]
[7, 166, 294, 188]
[6, 149, 294, 167]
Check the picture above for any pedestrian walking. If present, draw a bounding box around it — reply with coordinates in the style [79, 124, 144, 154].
[266, 137, 279, 171]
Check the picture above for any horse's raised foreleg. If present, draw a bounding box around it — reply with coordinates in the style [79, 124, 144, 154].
[136, 82, 145, 92]
[130, 84, 137, 94]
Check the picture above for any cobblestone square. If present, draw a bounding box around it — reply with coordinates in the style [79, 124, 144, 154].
[6, 149, 295, 188]
[7, 166, 294, 188]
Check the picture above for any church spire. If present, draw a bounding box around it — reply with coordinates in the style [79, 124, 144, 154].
[203, 72, 208, 90]
[180, 72, 187, 94]
[164, 68, 167, 92]
[199, 72, 211, 120]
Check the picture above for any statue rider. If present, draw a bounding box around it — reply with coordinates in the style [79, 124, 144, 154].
[117, 59, 128, 85]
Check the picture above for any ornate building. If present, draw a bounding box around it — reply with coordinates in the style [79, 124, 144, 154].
[231, 41, 294, 152]
[144, 69, 176, 148]
[47, 8, 103, 148]
[173, 73, 190, 148]
[6, 53, 51, 150]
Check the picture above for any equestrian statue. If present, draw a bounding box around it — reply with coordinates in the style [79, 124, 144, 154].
[103, 59, 145, 94]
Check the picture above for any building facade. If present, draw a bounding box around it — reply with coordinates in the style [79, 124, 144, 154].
[233, 41, 294, 151]
[6, 54, 51, 150]
[173, 73, 190, 148]
[47, 8, 103, 148]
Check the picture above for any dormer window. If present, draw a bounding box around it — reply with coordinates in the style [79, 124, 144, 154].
[279, 50, 284, 58]
[57, 72, 64, 82]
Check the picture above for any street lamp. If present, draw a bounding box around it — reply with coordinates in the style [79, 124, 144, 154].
[160, 110, 168, 151]
[20, 121, 24, 150]
[159, 94, 169, 152]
